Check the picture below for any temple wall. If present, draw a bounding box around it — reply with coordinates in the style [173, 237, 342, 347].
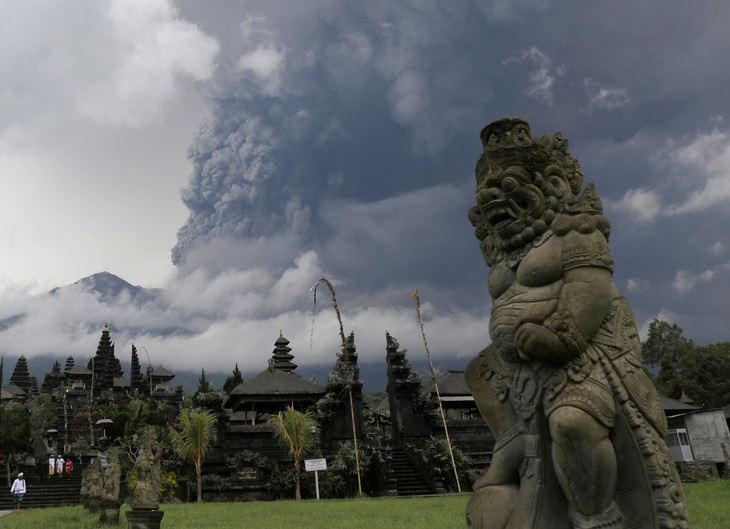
[684, 410, 730, 462]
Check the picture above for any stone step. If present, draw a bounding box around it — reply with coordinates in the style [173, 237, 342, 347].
[0, 471, 84, 510]
[389, 448, 435, 496]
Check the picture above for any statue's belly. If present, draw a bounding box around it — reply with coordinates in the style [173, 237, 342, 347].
[489, 281, 562, 351]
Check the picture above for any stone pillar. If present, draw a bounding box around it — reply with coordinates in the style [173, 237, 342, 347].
[721, 442, 730, 477]
[99, 500, 121, 524]
[383, 449, 398, 497]
[88, 495, 101, 513]
[126, 509, 164, 529]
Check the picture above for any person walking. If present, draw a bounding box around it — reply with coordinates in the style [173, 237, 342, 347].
[65, 457, 73, 479]
[10, 472, 26, 510]
[48, 455, 55, 479]
[56, 455, 64, 478]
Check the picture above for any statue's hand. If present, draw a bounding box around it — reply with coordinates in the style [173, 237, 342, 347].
[515, 323, 574, 365]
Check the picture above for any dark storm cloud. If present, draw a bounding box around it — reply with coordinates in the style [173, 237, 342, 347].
[168, 0, 730, 352]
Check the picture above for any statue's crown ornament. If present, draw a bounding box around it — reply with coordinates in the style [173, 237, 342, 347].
[476, 117, 584, 195]
[480, 117, 533, 152]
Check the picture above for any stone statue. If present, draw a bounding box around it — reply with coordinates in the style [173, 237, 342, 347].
[86, 458, 103, 499]
[464, 118, 688, 529]
[79, 465, 89, 498]
[101, 447, 122, 502]
[131, 428, 163, 509]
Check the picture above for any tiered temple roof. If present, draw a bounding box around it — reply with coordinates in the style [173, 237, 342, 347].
[87, 324, 123, 393]
[9, 355, 33, 396]
[42, 361, 66, 394]
[270, 333, 298, 372]
[224, 333, 325, 418]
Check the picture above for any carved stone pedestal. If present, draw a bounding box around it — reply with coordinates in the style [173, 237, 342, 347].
[88, 496, 101, 513]
[126, 509, 164, 529]
[99, 500, 121, 524]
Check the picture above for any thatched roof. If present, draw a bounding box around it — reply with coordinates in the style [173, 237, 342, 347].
[660, 395, 702, 414]
[421, 370, 471, 396]
[67, 365, 92, 376]
[223, 367, 326, 411]
[150, 365, 175, 379]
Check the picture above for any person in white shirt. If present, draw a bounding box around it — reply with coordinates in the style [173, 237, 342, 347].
[48, 455, 55, 478]
[10, 472, 26, 510]
[56, 456, 64, 478]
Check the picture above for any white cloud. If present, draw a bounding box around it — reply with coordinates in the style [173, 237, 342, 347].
[237, 46, 286, 96]
[76, 0, 219, 127]
[0, 0, 218, 134]
[666, 128, 730, 214]
[612, 188, 662, 222]
[505, 47, 561, 105]
[388, 70, 430, 126]
[585, 79, 630, 111]
[626, 278, 649, 292]
[0, 253, 488, 381]
[671, 259, 730, 295]
[673, 269, 715, 294]
[605, 124, 730, 222]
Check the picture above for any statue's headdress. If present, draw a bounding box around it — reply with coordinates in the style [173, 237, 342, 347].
[470, 118, 610, 266]
[476, 117, 584, 195]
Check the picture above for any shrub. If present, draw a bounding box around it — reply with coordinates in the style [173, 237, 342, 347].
[423, 436, 479, 491]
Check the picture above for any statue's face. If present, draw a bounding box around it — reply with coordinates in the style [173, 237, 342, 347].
[477, 165, 546, 241]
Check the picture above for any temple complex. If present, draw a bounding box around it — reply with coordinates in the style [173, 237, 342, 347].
[0, 314, 722, 508]
[1, 325, 180, 453]
[0, 323, 496, 501]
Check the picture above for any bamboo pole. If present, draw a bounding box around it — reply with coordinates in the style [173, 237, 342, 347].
[412, 290, 461, 492]
[311, 278, 362, 495]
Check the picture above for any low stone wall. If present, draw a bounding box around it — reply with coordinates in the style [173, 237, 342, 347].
[675, 460, 720, 481]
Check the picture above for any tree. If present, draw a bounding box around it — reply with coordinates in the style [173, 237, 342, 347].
[27, 393, 57, 445]
[199, 369, 213, 392]
[168, 409, 218, 503]
[223, 364, 243, 393]
[193, 369, 214, 404]
[675, 343, 730, 409]
[0, 403, 31, 485]
[268, 405, 320, 500]
[641, 319, 696, 399]
[641, 319, 730, 408]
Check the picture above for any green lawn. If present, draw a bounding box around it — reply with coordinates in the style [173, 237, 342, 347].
[0, 481, 726, 529]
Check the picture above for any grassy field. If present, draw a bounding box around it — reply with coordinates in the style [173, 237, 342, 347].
[0, 481, 726, 528]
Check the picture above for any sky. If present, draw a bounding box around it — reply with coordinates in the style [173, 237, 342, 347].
[2, 0, 730, 389]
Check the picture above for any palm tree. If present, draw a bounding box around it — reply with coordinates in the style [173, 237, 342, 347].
[168, 408, 218, 502]
[268, 405, 320, 500]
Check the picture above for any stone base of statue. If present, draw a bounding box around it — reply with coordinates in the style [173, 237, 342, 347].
[126, 508, 164, 529]
[99, 500, 121, 524]
[88, 495, 101, 513]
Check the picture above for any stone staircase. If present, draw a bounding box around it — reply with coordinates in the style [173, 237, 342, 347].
[0, 470, 83, 510]
[390, 448, 435, 496]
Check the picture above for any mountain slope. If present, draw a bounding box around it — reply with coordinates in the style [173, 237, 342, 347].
[50, 271, 161, 304]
